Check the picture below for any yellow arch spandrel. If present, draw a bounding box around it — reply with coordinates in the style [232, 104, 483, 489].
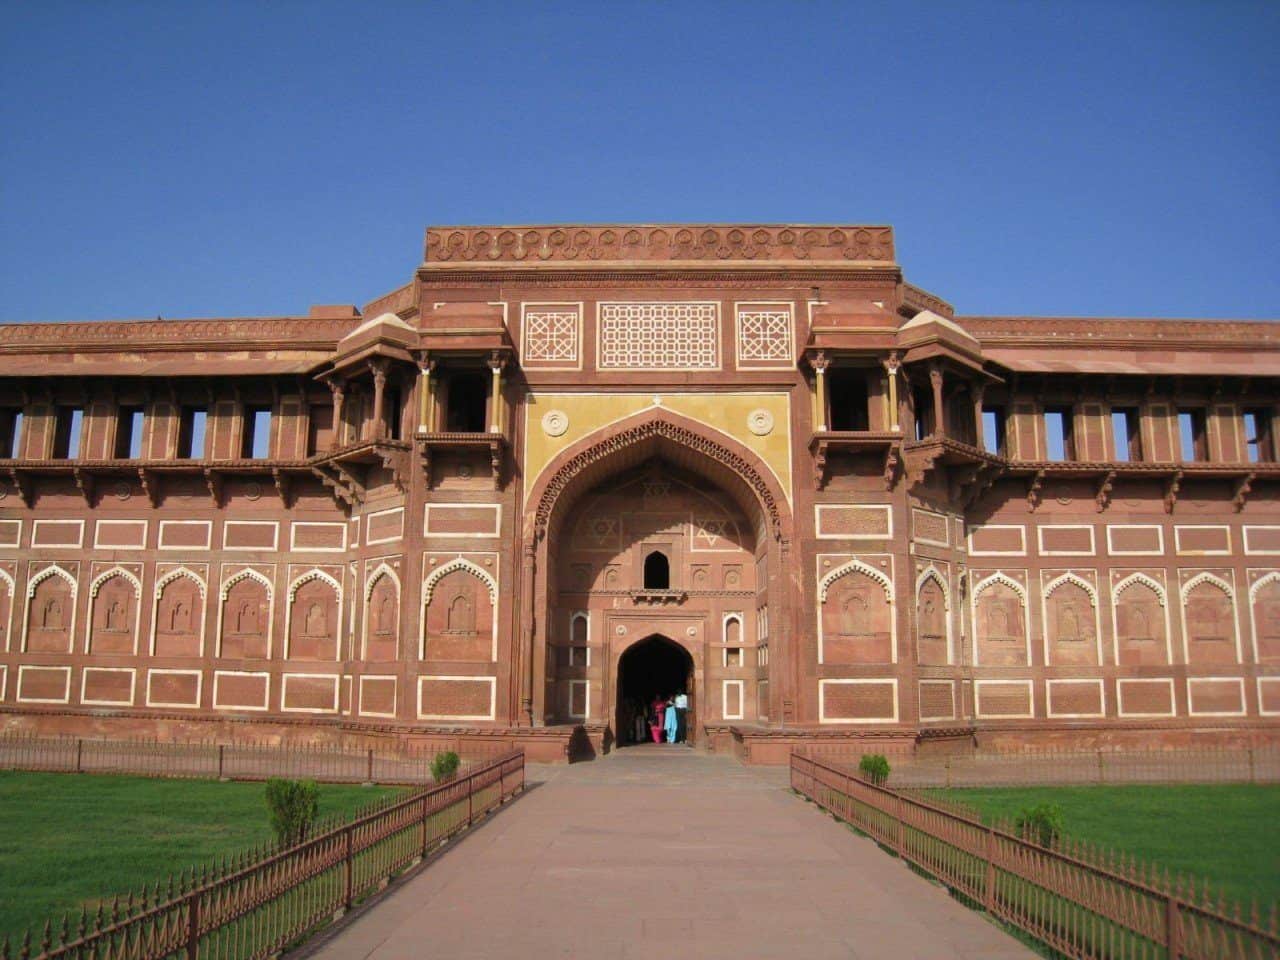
[523, 392, 792, 506]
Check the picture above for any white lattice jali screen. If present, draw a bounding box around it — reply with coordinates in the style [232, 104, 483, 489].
[522, 308, 580, 366]
[736, 307, 793, 365]
[597, 302, 719, 369]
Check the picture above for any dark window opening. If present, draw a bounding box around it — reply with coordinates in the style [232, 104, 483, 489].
[115, 406, 145, 459]
[0, 409, 23, 458]
[1111, 407, 1142, 462]
[385, 386, 402, 440]
[51, 406, 84, 459]
[241, 406, 272, 459]
[1244, 409, 1273, 463]
[1044, 406, 1074, 461]
[444, 372, 487, 433]
[912, 386, 933, 441]
[177, 407, 207, 460]
[643, 551, 670, 590]
[1177, 408, 1207, 462]
[827, 369, 869, 431]
[982, 406, 1006, 456]
[307, 403, 334, 455]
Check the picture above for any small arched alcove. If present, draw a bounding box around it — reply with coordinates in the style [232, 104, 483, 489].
[643, 551, 670, 590]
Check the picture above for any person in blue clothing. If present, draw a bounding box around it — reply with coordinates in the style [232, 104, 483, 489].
[663, 696, 678, 743]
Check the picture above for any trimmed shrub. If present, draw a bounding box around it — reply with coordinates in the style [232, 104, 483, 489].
[265, 778, 319, 848]
[431, 751, 461, 783]
[1016, 802, 1064, 848]
[858, 753, 891, 786]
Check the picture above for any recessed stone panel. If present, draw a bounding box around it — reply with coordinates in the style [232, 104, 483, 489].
[417, 676, 495, 720]
[223, 521, 278, 551]
[81, 667, 135, 706]
[359, 675, 397, 718]
[424, 504, 501, 538]
[365, 508, 404, 545]
[290, 522, 347, 552]
[16, 665, 71, 703]
[212, 671, 270, 711]
[93, 520, 148, 549]
[281, 673, 339, 713]
[1186, 678, 1245, 716]
[918, 680, 955, 721]
[158, 521, 212, 550]
[818, 679, 897, 723]
[968, 525, 1026, 556]
[146, 670, 201, 708]
[1175, 526, 1231, 556]
[975, 680, 1033, 718]
[1046, 679, 1105, 718]
[1117, 679, 1175, 717]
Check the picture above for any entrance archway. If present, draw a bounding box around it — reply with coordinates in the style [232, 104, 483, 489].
[616, 634, 694, 746]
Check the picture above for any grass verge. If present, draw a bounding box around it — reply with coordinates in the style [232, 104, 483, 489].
[0, 771, 401, 942]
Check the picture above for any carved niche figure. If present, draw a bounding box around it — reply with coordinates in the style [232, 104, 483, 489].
[425, 567, 493, 662]
[27, 573, 73, 654]
[90, 574, 137, 655]
[221, 576, 269, 659]
[364, 575, 399, 661]
[975, 581, 1026, 666]
[154, 575, 202, 658]
[916, 577, 948, 665]
[821, 569, 892, 665]
[1184, 579, 1237, 665]
[1115, 580, 1167, 666]
[1046, 581, 1097, 666]
[289, 576, 338, 660]
[1253, 579, 1280, 663]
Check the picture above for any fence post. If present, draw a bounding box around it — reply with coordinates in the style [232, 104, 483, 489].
[1096, 749, 1105, 785]
[1165, 895, 1181, 959]
[366, 749, 374, 784]
[217, 745, 224, 781]
[1248, 747, 1256, 784]
[420, 794, 429, 857]
[984, 827, 997, 912]
[945, 756, 952, 790]
[75, 738, 83, 774]
[344, 827, 354, 910]
[467, 774, 475, 826]
[185, 891, 200, 960]
[896, 792, 907, 856]
[500, 763, 506, 802]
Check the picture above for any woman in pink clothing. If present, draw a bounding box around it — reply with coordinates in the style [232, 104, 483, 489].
[649, 695, 666, 743]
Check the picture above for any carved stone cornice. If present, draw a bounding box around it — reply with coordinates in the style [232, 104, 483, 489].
[425, 224, 895, 264]
[0, 317, 356, 352]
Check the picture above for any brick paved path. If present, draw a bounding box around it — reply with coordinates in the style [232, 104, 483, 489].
[301, 748, 1035, 959]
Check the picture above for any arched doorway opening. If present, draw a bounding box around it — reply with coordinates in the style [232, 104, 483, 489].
[616, 634, 694, 746]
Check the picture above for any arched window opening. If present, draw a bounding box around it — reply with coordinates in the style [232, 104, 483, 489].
[643, 551, 670, 590]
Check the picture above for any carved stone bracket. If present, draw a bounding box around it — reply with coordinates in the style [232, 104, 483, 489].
[812, 439, 829, 490]
[882, 445, 899, 490]
[903, 444, 944, 487]
[1233, 471, 1256, 513]
[963, 463, 1002, 510]
[1164, 469, 1183, 514]
[8, 467, 33, 508]
[73, 467, 95, 507]
[310, 464, 356, 509]
[271, 468, 292, 509]
[332, 463, 366, 502]
[137, 468, 159, 508]
[203, 468, 224, 509]
[1095, 470, 1116, 513]
[1026, 469, 1046, 513]
[372, 446, 409, 494]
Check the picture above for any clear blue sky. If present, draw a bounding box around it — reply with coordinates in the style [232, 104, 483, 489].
[1, 2, 1276, 323]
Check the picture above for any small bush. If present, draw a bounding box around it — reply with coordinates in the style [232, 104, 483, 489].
[858, 753, 891, 785]
[1015, 802, 1064, 848]
[265, 778, 319, 848]
[431, 751, 461, 782]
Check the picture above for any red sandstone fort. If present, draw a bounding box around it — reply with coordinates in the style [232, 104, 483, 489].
[0, 224, 1276, 762]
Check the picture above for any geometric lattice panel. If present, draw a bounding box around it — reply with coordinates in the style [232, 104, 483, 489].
[598, 302, 719, 370]
[736, 302, 793, 368]
[522, 303, 581, 369]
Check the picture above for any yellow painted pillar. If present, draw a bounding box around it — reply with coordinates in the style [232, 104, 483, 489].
[812, 352, 829, 432]
[488, 353, 505, 434]
[883, 353, 900, 431]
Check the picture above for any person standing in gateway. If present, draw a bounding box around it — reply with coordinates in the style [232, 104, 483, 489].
[674, 690, 689, 744]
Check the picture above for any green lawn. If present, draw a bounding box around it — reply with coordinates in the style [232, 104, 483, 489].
[0, 772, 402, 944]
[930, 784, 1280, 907]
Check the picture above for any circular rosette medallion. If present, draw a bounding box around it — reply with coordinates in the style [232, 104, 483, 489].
[747, 409, 774, 436]
[541, 410, 569, 437]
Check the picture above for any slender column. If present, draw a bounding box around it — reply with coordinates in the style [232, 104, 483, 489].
[488, 352, 505, 434]
[882, 352, 901, 432]
[416, 354, 434, 432]
[973, 383, 987, 449]
[529, 527, 548, 726]
[369, 359, 388, 439]
[929, 361, 945, 439]
[811, 351, 829, 432]
[327, 379, 346, 450]
[519, 536, 537, 726]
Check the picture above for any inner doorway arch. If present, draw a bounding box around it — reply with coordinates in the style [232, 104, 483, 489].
[616, 634, 694, 746]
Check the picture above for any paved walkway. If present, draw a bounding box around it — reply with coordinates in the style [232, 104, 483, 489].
[302, 748, 1035, 960]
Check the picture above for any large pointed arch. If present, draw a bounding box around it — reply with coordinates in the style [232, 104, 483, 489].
[519, 406, 795, 728]
[819, 559, 894, 603]
[23, 564, 78, 654]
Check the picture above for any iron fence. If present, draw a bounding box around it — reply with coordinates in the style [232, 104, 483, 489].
[886, 746, 1280, 789]
[5, 749, 525, 960]
[791, 752, 1278, 960]
[0, 733, 489, 785]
